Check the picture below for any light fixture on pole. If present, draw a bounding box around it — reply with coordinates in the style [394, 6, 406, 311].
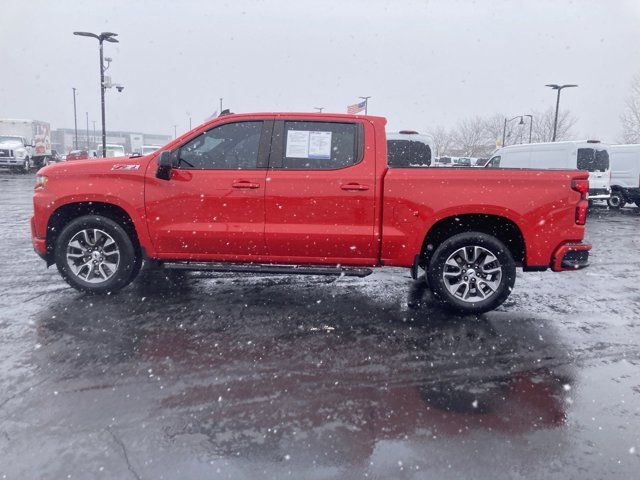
[73, 31, 121, 158]
[314, 107, 324, 113]
[545, 84, 577, 142]
[502, 115, 524, 147]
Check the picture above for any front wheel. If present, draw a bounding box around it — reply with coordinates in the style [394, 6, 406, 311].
[427, 232, 516, 314]
[607, 192, 625, 209]
[54, 215, 140, 293]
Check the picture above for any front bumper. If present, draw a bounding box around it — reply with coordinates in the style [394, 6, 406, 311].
[551, 242, 591, 271]
[31, 216, 47, 260]
[0, 157, 26, 167]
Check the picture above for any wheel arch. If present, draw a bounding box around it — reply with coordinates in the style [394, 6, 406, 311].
[45, 201, 142, 264]
[420, 213, 526, 268]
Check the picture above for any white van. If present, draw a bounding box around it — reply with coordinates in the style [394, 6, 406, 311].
[487, 141, 611, 200]
[607, 144, 640, 209]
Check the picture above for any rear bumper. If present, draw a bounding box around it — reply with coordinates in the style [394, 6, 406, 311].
[551, 242, 591, 271]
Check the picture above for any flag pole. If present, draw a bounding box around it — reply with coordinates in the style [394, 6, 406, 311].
[359, 96, 371, 115]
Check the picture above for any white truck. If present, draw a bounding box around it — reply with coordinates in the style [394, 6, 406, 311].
[607, 144, 640, 209]
[487, 140, 611, 201]
[0, 119, 52, 172]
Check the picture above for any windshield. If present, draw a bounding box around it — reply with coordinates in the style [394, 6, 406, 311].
[577, 148, 610, 172]
[0, 136, 23, 144]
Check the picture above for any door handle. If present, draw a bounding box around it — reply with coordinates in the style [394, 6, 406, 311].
[232, 181, 260, 189]
[341, 183, 369, 191]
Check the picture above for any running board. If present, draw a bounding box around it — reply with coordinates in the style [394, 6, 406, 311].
[163, 262, 373, 278]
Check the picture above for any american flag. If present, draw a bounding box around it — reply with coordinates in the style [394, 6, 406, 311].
[347, 101, 366, 114]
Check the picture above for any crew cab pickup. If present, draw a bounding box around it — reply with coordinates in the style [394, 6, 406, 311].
[32, 113, 591, 313]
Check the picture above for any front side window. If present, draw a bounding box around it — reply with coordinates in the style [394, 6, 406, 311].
[279, 121, 358, 169]
[486, 155, 501, 168]
[178, 121, 262, 169]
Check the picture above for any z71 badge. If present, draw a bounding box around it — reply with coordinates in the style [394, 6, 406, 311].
[111, 164, 140, 171]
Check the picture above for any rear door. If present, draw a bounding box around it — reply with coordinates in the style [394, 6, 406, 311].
[264, 118, 377, 264]
[577, 147, 610, 192]
[145, 119, 273, 259]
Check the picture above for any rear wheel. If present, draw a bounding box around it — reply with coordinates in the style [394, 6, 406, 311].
[607, 192, 625, 209]
[427, 232, 516, 314]
[54, 215, 139, 293]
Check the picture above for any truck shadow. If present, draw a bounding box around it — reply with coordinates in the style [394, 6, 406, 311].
[33, 269, 575, 466]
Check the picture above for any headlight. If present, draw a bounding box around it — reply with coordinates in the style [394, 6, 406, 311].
[35, 175, 48, 190]
[15, 150, 26, 159]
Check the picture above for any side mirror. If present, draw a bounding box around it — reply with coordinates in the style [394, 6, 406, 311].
[156, 150, 177, 180]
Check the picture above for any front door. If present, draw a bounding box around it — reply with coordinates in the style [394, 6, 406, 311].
[264, 119, 377, 264]
[145, 120, 272, 260]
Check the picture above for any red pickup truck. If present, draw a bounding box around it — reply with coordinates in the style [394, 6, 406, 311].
[32, 113, 591, 313]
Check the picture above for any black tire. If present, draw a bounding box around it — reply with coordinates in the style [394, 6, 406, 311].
[54, 215, 140, 293]
[427, 232, 516, 314]
[20, 157, 31, 174]
[607, 192, 625, 209]
[635, 201, 640, 208]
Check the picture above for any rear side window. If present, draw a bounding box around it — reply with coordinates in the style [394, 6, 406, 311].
[279, 121, 358, 169]
[577, 148, 609, 172]
[387, 140, 431, 168]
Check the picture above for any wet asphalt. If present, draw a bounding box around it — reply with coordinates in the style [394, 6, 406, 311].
[0, 171, 639, 479]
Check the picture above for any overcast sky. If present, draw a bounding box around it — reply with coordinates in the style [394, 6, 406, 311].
[1, 0, 639, 141]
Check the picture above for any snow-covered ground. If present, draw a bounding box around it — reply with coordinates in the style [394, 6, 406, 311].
[0, 172, 639, 479]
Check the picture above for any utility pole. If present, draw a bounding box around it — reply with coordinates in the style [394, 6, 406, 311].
[72, 87, 78, 149]
[219, 97, 223, 113]
[85, 112, 90, 148]
[92, 121, 96, 149]
[545, 84, 577, 141]
[359, 96, 371, 114]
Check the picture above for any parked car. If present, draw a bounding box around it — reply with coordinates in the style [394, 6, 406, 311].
[32, 112, 591, 314]
[0, 135, 33, 173]
[607, 144, 640, 209]
[66, 150, 92, 161]
[435, 156, 452, 167]
[487, 141, 611, 201]
[452, 157, 472, 167]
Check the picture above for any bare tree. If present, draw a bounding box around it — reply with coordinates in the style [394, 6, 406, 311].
[530, 108, 577, 143]
[621, 73, 640, 143]
[427, 125, 455, 157]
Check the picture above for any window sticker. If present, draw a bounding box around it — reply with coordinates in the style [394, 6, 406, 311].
[285, 130, 333, 159]
[285, 130, 310, 158]
[308, 131, 332, 159]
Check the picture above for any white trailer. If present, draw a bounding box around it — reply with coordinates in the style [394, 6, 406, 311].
[0, 118, 52, 169]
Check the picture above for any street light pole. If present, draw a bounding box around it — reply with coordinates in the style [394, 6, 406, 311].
[545, 84, 577, 141]
[73, 31, 120, 158]
[72, 87, 78, 149]
[86, 112, 89, 148]
[359, 96, 371, 114]
[219, 98, 223, 113]
[523, 114, 533, 143]
[502, 115, 524, 147]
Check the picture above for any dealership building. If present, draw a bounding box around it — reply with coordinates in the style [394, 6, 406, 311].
[51, 128, 172, 154]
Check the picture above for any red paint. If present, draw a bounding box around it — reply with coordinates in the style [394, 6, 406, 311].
[32, 112, 590, 273]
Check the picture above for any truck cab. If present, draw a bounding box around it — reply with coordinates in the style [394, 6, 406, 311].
[0, 135, 32, 172]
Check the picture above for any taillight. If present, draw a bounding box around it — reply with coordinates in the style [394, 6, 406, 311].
[572, 178, 589, 225]
[575, 201, 588, 225]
